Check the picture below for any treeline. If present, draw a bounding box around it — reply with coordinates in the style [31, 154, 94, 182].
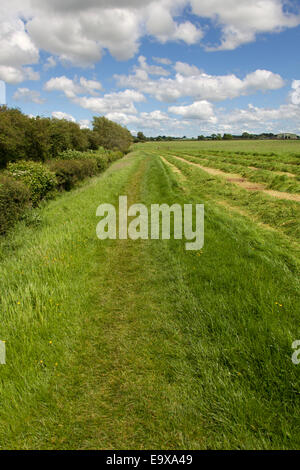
[134, 131, 299, 142]
[0, 106, 133, 168]
[133, 132, 237, 142]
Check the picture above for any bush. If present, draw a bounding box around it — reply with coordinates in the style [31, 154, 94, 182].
[0, 175, 30, 234]
[57, 149, 89, 160]
[47, 159, 98, 191]
[107, 150, 123, 162]
[57, 149, 109, 172]
[6, 161, 57, 205]
[94, 154, 109, 171]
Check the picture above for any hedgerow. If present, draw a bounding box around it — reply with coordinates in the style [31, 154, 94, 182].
[1, 147, 124, 235]
[6, 161, 57, 205]
[0, 106, 133, 168]
[57, 149, 109, 172]
[0, 175, 30, 234]
[47, 159, 98, 191]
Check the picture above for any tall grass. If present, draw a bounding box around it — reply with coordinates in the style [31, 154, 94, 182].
[0, 146, 299, 449]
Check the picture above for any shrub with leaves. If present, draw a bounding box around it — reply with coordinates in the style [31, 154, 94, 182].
[57, 149, 89, 160]
[57, 149, 110, 172]
[0, 175, 30, 234]
[47, 159, 98, 191]
[6, 161, 57, 205]
[93, 154, 109, 172]
[106, 150, 123, 162]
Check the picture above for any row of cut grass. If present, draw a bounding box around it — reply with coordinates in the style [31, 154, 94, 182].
[161, 153, 300, 194]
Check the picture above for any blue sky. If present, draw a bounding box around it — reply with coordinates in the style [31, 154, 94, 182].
[1, 0, 300, 136]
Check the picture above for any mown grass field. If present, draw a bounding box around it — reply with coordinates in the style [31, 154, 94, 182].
[0, 142, 299, 450]
[155, 138, 300, 155]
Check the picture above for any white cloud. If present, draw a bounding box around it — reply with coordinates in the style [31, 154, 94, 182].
[45, 73, 146, 117]
[145, 2, 203, 44]
[190, 0, 300, 50]
[243, 69, 284, 92]
[45, 76, 79, 98]
[0, 65, 39, 84]
[104, 113, 140, 127]
[44, 75, 102, 98]
[27, 16, 103, 67]
[0, 17, 39, 68]
[105, 81, 300, 136]
[13, 87, 45, 104]
[213, 83, 300, 133]
[79, 8, 141, 61]
[174, 62, 202, 77]
[0, 1, 202, 73]
[0, 1, 299, 77]
[1, 1, 299, 136]
[0, 3, 39, 83]
[146, 3, 178, 39]
[224, 103, 300, 125]
[290, 80, 300, 105]
[116, 66, 284, 103]
[169, 100, 216, 122]
[73, 89, 146, 115]
[43, 56, 57, 71]
[153, 57, 172, 65]
[105, 108, 187, 132]
[78, 77, 102, 95]
[52, 111, 76, 122]
[137, 56, 170, 77]
[173, 21, 204, 44]
[139, 110, 172, 128]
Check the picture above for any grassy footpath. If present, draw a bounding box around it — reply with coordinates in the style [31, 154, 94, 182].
[0, 149, 299, 449]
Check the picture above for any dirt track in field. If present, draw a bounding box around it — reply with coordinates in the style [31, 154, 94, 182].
[160, 156, 185, 179]
[172, 155, 300, 202]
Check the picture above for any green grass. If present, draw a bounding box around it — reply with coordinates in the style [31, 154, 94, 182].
[147, 139, 300, 156]
[143, 141, 300, 194]
[159, 153, 300, 243]
[0, 145, 299, 449]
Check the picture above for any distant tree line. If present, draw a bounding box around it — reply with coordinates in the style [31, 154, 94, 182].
[0, 106, 133, 168]
[133, 133, 185, 143]
[134, 131, 299, 142]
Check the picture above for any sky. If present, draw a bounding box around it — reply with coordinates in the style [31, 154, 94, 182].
[1, 0, 300, 137]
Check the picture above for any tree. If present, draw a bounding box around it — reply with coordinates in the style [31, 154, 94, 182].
[0, 106, 133, 168]
[93, 117, 132, 152]
[137, 131, 147, 142]
[48, 119, 72, 158]
[0, 106, 28, 167]
[68, 121, 89, 151]
[82, 128, 99, 150]
[242, 132, 250, 139]
[25, 117, 51, 162]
